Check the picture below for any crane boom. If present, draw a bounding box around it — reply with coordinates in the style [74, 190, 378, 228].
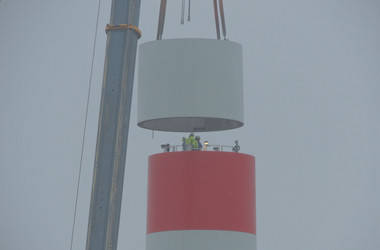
[86, 0, 141, 249]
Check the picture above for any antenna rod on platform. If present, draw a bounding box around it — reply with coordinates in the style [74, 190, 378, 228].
[86, 0, 141, 250]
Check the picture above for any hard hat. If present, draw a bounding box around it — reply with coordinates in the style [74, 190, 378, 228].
[195, 136, 200, 140]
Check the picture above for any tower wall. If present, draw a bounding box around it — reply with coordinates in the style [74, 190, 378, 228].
[137, 39, 244, 132]
[146, 151, 256, 250]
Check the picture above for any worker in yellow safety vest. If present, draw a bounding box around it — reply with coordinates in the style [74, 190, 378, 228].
[182, 132, 198, 151]
[194, 136, 202, 151]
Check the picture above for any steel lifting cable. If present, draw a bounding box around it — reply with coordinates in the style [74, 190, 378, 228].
[181, 0, 185, 24]
[219, 0, 227, 39]
[181, 0, 191, 24]
[69, 0, 102, 249]
[213, 0, 221, 39]
[187, 0, 191, 21]
[158, 0, 226, 40]
[213, 0, 227, 40]
[156, 0, 167, 40]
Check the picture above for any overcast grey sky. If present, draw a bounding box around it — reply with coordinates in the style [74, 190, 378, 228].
[0, 0, 379, 250]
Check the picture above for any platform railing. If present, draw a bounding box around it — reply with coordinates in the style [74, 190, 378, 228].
[161, 141, 240, 153]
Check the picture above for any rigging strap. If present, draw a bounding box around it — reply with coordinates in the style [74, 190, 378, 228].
[106, 24, 142, 39]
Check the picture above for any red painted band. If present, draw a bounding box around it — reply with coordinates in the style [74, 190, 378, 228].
[147, 151, 256, 234]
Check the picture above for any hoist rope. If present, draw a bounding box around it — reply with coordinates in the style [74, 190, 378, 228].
[213, 0, 221, 39]
[219, 0, 227, 39]
[213, 0, 227, 39]
[187, 0, 191, 21]
[69, 0, 102, 249]
[181, 0, 185, 24]
[156, 0, 167, 40]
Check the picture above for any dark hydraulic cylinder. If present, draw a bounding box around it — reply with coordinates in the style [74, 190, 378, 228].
[86, 0, 141, 250]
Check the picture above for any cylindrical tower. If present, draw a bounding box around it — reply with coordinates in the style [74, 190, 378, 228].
[146, 152, 256, 250]
[137, 38, 244, 132]
[137, 38, 256, 249]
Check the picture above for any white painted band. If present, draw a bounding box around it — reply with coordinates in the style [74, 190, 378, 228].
[146, 230, 256, 250]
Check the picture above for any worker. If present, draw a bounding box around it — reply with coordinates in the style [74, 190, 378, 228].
[189, 134, 201, 151]
[183, 132, 195, 151]
[194, 136, 202, 151]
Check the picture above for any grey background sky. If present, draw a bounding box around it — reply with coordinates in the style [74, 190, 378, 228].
[0, 0, 379, 249]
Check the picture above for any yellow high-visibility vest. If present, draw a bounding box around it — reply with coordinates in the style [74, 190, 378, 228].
[185, 135, 198, 150]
